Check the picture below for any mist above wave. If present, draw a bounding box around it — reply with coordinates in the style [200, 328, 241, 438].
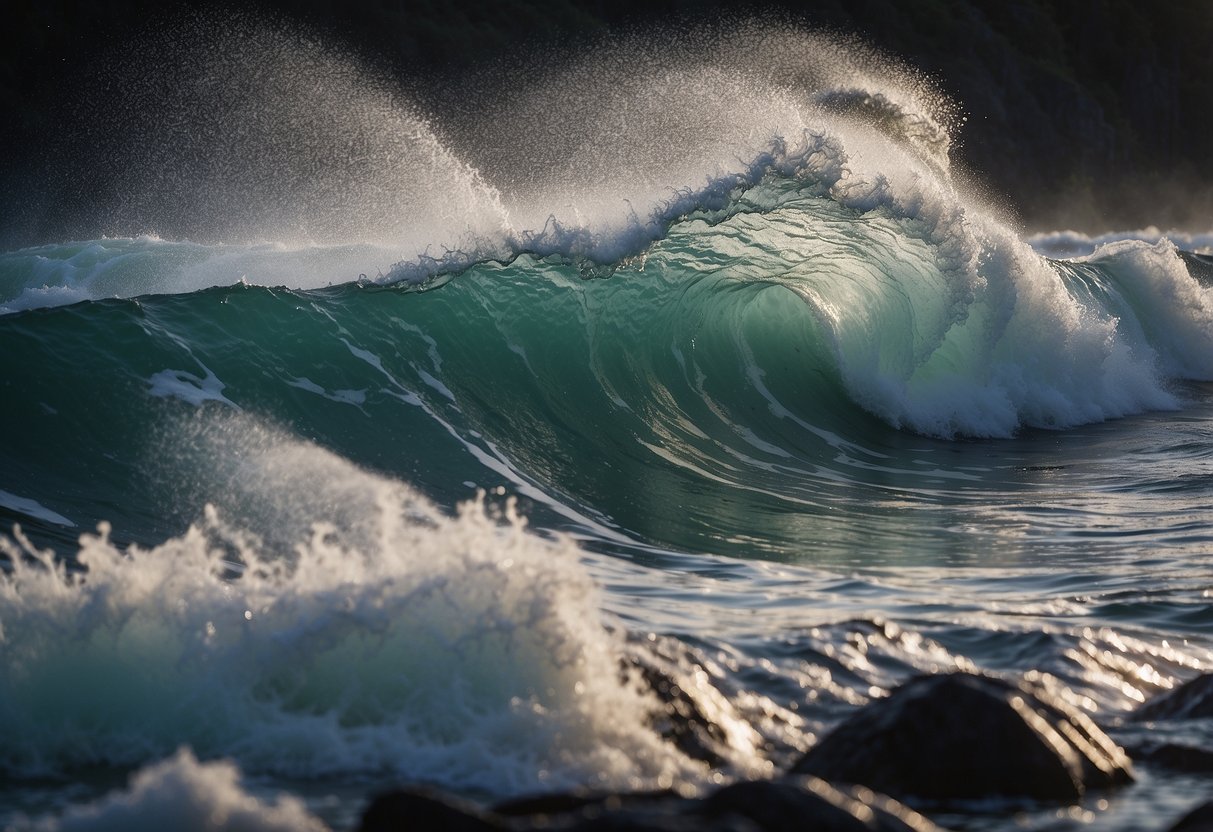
[22, 16, 954, 256]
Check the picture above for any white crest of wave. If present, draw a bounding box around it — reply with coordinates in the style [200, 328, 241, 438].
[815, 157, 1212, 436]
[0, 416, 702, 793]
[1080, 238, 1213, 381]
[428, 23, 952, 268]
[28, 749, 326, 832]
[1027, 227, 1213, 259]
[8, 19, 961, 305]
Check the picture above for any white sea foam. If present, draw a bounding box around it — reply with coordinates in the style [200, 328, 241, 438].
[0, 490, 75, 528]
[0, 238, 413, 313]
[0, 415, 707, 794]
[147, 366, 238, 408]
[1080, 238, 1213, 381]
[26, 749, 327, 832]
[1028, 227, 1213, 259]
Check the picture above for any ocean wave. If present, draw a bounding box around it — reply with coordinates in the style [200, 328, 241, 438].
[1028, 228, 1213, 259]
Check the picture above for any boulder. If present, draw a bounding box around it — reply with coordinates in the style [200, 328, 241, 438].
[1134, 674, 1213, 722]
[490, 777, 948, 831]
[697, 776, 947, 831]
[1124, 742, 1213, 773]
[791, 672, 1132, 802]
[493, 788, 685, 819]
[357, 788, 505, 832]
[364, 786, 752, 832]
[1167, 800, 1213, 832]
[562, 810, 757, 832]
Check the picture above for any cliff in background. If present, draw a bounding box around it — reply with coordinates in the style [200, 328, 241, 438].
[3, 0, 1211, 244]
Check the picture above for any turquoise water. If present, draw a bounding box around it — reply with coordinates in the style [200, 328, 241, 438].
[2, 18, 1213, 832]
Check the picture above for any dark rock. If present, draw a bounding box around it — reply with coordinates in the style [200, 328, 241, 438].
[622, 633, 746, 768]
[1134, 674, 1213, 722]
[697, 776, 947, 831]
[357, 787, 506, 832]
[1125, 743, 1213, 773]
[791, 672, 1132, 803]
[493, 788, 685, 819]
[566, 810, 758, 832]
[1168, 801, 1213, 832]
[496, 788, 759, 832]
[491, 778, 946, 832]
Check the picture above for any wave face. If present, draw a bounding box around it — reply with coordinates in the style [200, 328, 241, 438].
[3, 15, 1213, 832]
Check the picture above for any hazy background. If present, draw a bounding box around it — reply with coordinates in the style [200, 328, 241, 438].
[2, 0, 1211, 249]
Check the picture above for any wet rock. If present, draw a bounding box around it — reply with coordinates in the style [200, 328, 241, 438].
[697, 776, 947, 831]
[1168, 800, 1213, 832]
[492, 790, 684, 819]
[358, 780, 949, 832]
[621, 633, 750, 769]
[1134, 674, 1213, 721]
[1124, 742, 1213, 773]
[790, 672, 1132, 802]
[357, 787, 506, 832]
[563, 810, 758, 832]
[496, 788, 757, 832]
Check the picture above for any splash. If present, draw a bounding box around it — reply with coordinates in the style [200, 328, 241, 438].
[0, 414, 710, 793]
[40, 12, 510, 253]
[27, 749, 327, 832]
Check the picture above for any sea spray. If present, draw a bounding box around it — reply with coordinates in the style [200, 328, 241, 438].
[38, 11, 512, 254]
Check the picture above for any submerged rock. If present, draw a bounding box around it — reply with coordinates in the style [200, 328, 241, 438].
[1124, 742, 1213, 773]
[621, 632, 754, 769]
[697, 777, 947, 831]
[790, 672, 1132, 802]
[362, 777, 948, 831]
[494, 789, 685, 818]
[358, 788, 506, 832]
[1134, 674, 1213, 721]
[1167, 800, 1213, 832]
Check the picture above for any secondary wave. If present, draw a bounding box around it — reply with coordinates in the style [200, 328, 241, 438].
[0, 415, 719, 791]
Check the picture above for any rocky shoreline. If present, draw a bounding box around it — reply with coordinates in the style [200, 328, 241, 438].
[355, 670, 1213, 832]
